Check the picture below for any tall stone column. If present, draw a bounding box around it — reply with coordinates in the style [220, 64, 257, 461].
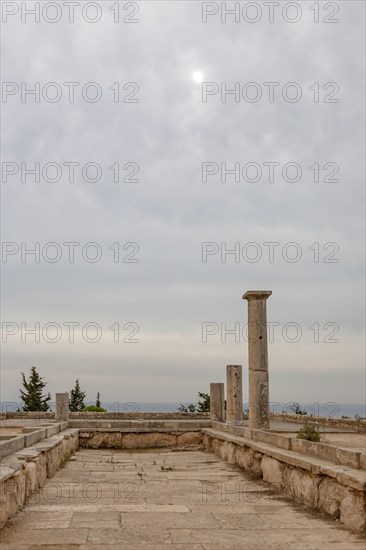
[210, 383, 225, 422]
[242, 291, 272, 429]
[55, 392, 69, 422]
[226, 365, 243, 423]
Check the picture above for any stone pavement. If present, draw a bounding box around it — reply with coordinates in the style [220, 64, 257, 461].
[1, 449, 365, 550]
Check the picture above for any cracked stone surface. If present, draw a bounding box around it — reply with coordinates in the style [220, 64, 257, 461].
[1, 448, 365, 549]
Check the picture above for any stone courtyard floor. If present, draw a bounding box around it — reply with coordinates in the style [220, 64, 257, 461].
[1, 449, 365, 550]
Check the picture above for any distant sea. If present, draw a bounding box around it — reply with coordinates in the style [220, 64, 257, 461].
[2, 401, 365, 418]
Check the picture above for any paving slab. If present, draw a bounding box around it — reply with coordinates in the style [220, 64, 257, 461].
[1, 448, 365, 549]
[8, 512, 73, 529]
[1, 528, 89, 545]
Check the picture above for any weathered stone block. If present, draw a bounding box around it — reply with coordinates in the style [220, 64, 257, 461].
[226, 442, 237, 464]
[256, 431, 271, 444]
[243, 428, 252, 439]
[24, 461, 37, 497]
[83, 432, 122, 449]
[235, 446, 255, 471]
[46, 446, 60, 478]
[220, 441, 230, 461]
[318, 477, 347, 517]
[122, 432, 177, 449]
[318, 443, 338, 463]
[252, 452, 263, 474]
[340, 491, 366, 532]
[360, 453, 366, 471]
[212, 439, 224, 456]
[219, 423, 229, 432]
[273, 434, 292, 450]
[284, 467, 319, 507]
[3, 469, 26, 526]
[202, 433, 212, 450]
[24, 429, 46, 448]
[233, 426, 246, 438]
[0, 435, 25, 460]
[35, 454, 47, 488]
[177, 432, 202, 447]
[46, 425, 59, 438]
[55, 393, 69, 422]
[336, 448, 361, 469]
[261, 456, 284, 486]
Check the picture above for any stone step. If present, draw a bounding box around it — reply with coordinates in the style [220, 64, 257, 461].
[0, 421, 70, 460]
[78, 427, 203, 434]
[203, 428, 366, 492]
[210, 421, 366, 470]
[70, 420, 210, 429]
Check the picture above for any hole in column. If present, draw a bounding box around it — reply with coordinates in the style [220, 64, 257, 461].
[259, 336, 262, 340]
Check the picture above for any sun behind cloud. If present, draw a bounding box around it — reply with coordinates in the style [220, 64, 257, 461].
[192, 70, 204, 84]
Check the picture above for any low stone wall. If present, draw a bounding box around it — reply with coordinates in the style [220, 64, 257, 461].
[202, 429, 366, 533]
[4, 411, 209, 420]
[4, 411, 362, 429]
[211, 421, 366, 471]
[270, 413, 366, 432]
[70, 419, 210, 428]
[79, 430, 203, 449]
[3, 412, 55, 421]
[71, 412, 209, 420]
[0, 429, 78, 528]
[0, 422, 69, 460]
[292, 437, 365, 470]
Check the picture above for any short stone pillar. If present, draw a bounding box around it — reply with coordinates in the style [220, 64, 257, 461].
[55, 392, 69, 422]
[242, 290, 272, 429]
[210, 383, 225, 422]
[226, 365, 243, 423]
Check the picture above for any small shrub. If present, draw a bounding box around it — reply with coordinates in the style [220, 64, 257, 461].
[82, 405, 106, 412]
[297, 424, 320, 442]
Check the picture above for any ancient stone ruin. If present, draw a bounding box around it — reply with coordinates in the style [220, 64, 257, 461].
[0, 290, 365, 545]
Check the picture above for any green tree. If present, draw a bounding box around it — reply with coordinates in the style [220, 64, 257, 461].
[178, 391, 210, 413]
[69, 379, 86, 412]
[96, 391, 101, 408]
[197, 391, 210, 412]
[19, 366, 51, 411]
[178, 403, 196, 412]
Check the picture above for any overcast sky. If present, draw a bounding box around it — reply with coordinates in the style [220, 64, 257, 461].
[1, 1, 365, 409]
